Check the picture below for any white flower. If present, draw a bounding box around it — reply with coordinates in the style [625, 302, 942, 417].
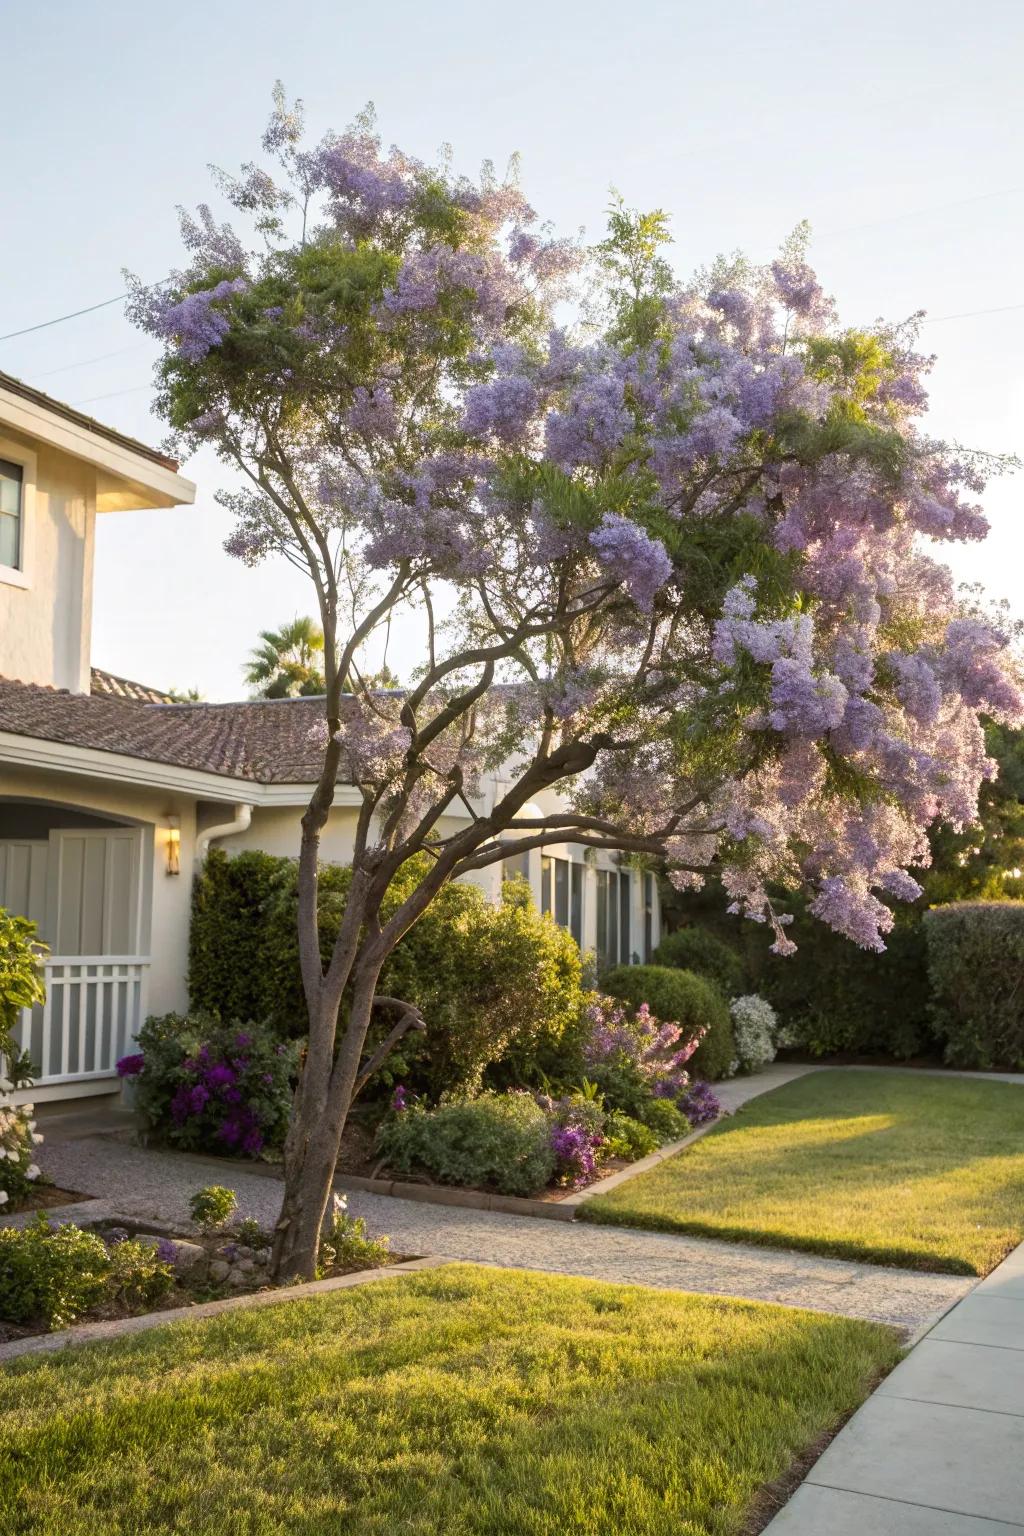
[32, 1133, 44, 1145]
[21, 1104, 33, 1115]
[0, 1189, 7, 1204]
[26, 1163, 40, 1180]
[729, 994, 780, 1073]
[0, 1149, 7, 1161]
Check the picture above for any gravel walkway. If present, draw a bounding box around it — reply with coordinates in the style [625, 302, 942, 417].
[35, 1113, 970, 1336]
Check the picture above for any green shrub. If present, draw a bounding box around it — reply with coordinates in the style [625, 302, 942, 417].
[0, 1217, 111, 1330]
[638, 1097, 692, 1143]
[652, 928, 746, 997]
[0, 907, 46, 1057]
[189, 851, 583, 1099]
[375, 1091, 556, 1197]
[602, 965, 735, 1080]
[132, 1016, 297, 1157]
[318, 1193, 390, 1273]
[603, 1110, 658, 1160]
[925, 902, 1024, 1069]
[189, 1185, 238, 1232]
[105, 1239, 176, 1311]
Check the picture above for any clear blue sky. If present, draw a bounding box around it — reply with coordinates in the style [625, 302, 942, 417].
[3, 0, 1022, 698]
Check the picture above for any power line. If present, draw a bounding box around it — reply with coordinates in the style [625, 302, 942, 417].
[0, 292, 129, 344]
[71, 382, 153, 407]
[920, 302, 1024, 325]
[32, 342, 151, 380]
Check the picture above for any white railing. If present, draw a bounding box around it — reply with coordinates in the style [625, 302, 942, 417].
[13, 956, 150, 1086]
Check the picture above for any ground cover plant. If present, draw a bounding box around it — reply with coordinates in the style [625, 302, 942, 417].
[582, 1070, 1024, 1274]
[0, 1264, 900, 1536]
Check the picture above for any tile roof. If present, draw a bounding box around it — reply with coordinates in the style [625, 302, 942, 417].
[0, 678, 336, 785]
[89, 668, 175, 704]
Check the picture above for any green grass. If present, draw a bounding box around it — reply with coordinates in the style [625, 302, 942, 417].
[582, 1070, 1024, 1274]
[0, 1265, 899, 1536]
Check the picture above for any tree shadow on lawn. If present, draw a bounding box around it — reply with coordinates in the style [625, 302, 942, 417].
[0, 1267, 901, 1536]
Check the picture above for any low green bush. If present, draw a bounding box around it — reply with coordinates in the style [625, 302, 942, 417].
[924, 902, 1024, 1069]
[318, 1193, 390, 1273]
[189, 1185, 239, 1232]
[638, 1097, 691, 1143]
[603, 1109, 658, 1160]
[602, 965, 735, 1080]
[375, 1091, 556, 1197]
[652, 928, 746, 997]
[0, 1218, 111, 1330]
[105, 1239, 176, 1312]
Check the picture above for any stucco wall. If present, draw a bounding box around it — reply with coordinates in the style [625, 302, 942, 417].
[0, 431, 95, 693]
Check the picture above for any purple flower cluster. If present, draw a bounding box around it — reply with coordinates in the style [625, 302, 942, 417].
[549, 1122, 602, 1188]
[680, 1081, 721, 1127]
[116, 1053, 145, 1078]
[583, 995, 704, 1100]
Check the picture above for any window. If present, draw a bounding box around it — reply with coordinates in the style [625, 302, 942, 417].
[596, 867, 632, 970]
[0, 459, 22, 571]
[501, 845, 531, 887]
[644, 872, 654, 959]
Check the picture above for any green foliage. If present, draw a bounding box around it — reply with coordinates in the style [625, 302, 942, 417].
[602, 1110, 658, 1160]
[244, 616, 325, 698]
[189, 851, 583, 1099]
[652, 927, 746, 997]
[105, 1240, 176, 1311]
[189, 1186, 239, 1233]
[602, 964, 735, 1080]
[0, 907, 46, 1062]
[638, 1097, 691, 1144]
[0, 1217, 111, 1330]
[134, 1015, 297, 1156]
[925, 902, 1024, 1069]
[375, 1091, 556, 1197]
[318, 1194, 390, 1274]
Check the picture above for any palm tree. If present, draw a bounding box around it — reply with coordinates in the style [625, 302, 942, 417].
[244, 617, 326, 698]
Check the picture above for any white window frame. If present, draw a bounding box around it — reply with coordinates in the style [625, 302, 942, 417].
[0, 436, 37, 590]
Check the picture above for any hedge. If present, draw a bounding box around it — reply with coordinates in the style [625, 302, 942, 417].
[601, 963, 735, 1080]
[924, 901, 1024, 1069]
[652, 927, 747, 998]
[189, 850, 583, 1098]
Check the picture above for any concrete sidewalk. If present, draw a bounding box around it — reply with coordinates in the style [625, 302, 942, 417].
[766, 1239, 1024, 1532]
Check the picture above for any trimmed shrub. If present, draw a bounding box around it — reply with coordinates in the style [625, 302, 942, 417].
[131, 1014, 298, 1157]
[375, 1091, 556, 1197]
[602, 965, 735, 1080]
[189, 851, 583, 1099]
[924, 902, 1024, 1069]
[652, 927, 746, 997]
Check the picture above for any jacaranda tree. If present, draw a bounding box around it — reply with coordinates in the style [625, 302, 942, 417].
[130, 88, 1023, 1279]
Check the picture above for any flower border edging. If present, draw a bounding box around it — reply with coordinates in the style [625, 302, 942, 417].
[0, 1256, 448, 1365]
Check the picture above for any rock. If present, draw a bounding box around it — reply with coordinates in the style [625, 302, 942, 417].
[209, 1259, 231, 1284]
[135, 1234, 209, 1283]
[235, 1245, 253, 1259]
[254, 1248, 271, 1266]
[235, 1257, 256, 1274]
[227, 1268, 250, 1287]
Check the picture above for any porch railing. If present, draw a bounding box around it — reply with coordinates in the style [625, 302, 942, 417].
[13, 956, 150, 1087]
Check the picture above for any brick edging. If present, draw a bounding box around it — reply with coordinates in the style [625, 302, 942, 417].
[0, 1257, 447, 1365]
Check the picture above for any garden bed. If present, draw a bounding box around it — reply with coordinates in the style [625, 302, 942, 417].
[0, 1188, 407, 1345]
[0, 1263, 902, 1535]
[3, 1183, 88, 1216]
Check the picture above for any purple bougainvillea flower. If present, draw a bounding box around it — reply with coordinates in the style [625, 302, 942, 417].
[116, 1053, 145, 1078]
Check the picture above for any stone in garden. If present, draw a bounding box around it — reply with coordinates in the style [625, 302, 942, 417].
[227, 1268, 250, 1287]
[254, 1249, 271, 1266]
[208, 1259, 231, 1283]
[136, 1234, 209, 1282]
[236, 1257, 255, 1274]
[235, 1245, 253, 1259]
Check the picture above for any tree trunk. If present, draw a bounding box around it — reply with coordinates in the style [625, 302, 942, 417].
[270, 966, 380, 1282]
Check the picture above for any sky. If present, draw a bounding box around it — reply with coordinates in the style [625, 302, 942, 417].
[2, 0, 1022, 700]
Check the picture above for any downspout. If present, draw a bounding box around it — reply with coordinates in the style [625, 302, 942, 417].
[195, 803, 253, 863]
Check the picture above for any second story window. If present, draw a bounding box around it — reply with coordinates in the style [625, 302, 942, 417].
[0, 458, 23, 570]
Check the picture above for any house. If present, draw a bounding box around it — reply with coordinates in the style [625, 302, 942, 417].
[0, 372, 660, 1103]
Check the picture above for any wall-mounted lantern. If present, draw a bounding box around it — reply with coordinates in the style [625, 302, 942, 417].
[164, 814, 181, 876]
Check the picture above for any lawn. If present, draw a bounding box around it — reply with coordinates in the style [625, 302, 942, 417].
[0, 1265, 899, 1536]
[582, 1069, 1024, 1274]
